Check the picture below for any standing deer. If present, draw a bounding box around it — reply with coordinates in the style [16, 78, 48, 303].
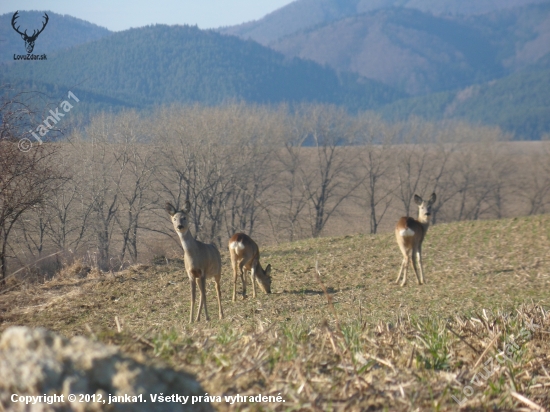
[395, 193, 436, 286]
[228, 233, 272, 301]
[165, 201, 223, 322]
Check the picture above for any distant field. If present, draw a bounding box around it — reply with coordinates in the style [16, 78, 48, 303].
[1, 214, 549, 410]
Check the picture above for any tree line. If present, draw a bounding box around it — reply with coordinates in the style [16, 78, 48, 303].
[1, 101, 549, 283]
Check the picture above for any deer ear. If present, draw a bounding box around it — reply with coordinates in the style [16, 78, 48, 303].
[183, 200, 191, 214]
[265, 264, 272, 276]
[428, 193, 436, 205]
[413, 195, 423, 206]
[165, 202, 177, 216]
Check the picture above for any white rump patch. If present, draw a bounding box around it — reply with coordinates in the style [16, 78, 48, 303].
[230, 241, 245, 251]
[400, 228, 415, 237]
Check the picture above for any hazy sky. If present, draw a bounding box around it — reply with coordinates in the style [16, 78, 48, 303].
[0, 0, 295, 31]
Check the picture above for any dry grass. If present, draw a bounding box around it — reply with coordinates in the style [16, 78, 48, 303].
[1, 214, 550, 410]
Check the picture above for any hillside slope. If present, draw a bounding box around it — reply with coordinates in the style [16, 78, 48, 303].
[271, 8, 504, 95]
[1, 214, 549, 410]
[219, 0, 546, 45]
[269, 4, 550, 95]
[3, 213, 549, 334]
[0, 10, 112, 62]
[380, 67, 550, 138]
[1, 24, 403, 112]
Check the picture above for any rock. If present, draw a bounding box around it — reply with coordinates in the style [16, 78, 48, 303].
[0, 327, 213, 411]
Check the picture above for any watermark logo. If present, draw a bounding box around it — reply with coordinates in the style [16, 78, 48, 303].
[11, 11, 48, 59]
[18, 91, 80, 152]
[452, 321, 540, 406]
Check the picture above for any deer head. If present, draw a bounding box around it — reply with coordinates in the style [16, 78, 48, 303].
[256, 263, 272, 294]
[165, 201, 191, 234]
[413, 193, 436, 223]
[12, 11, 49, 54]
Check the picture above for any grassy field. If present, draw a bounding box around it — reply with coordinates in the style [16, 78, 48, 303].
[1, 214, 550, 410]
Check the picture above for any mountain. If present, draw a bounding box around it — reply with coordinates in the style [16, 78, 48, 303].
[379, 65, 550, 139]
[271, 8, 505, 95]
[216, 0, 550, 138]
[219, 0, 546, 46]
[219, 0, 359, 46]
[0, 24, 404, 113]
[3, 8, 548, 139]
[268, 4, 550, 95]
[0, 11, 112, 62]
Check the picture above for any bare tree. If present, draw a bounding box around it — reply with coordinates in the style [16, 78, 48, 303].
[393, 119, 437, 216]
[355, 113, 396, 233]
[223, 109, 280, 237]
[154, 106, 237, 245]
[275, 113, 310, 241]
[78, 114, 124, 270]
[110, 113, 158, 265]
[295, 105, 363, 237]
[421, 123, 464, 224]
[3, 97, 545, 280]
[45, 167, 92, 254]
[517, 143, 550, 216]
[0, 89, 61, 284]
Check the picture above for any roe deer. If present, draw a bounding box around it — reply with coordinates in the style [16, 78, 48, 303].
[395, 193, 436, 286]
[228, 233, 272, 301]
[165, 201, 223, 322]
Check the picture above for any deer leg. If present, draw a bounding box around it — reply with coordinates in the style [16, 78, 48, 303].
[196, 274, 210, 322]
[197, 272, 210, 321]
[232, 257, 238, 302]
[400, 256, 409, 287]
[396, 258, 406, 284]
[215, 274, 223, 320]
[239, 261, 247, 299]
[417, 247, 425, 285]
[195, 278, 202, 322]
[189, 277, 196, 324]
[250, 263, 257, 298]
[396, 243, 409, 285]
[412, 248, 422, 285]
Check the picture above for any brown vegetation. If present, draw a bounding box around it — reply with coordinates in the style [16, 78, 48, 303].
[0, 91, 62, 284]
[2, 103, 549, 283]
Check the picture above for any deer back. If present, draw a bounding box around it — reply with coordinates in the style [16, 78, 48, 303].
[395, 216, 426, 249]
[228, 233, 259, 270]
[183, 236, 222, 278]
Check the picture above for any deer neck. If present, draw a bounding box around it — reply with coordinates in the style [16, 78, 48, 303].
[177, 229, 199, 254]
[417, 214, 430, 234]
[253, 260, 263, 276]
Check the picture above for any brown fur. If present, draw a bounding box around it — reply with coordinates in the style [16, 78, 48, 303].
[228, 233, 272, 301]
[166, 201, 223, 323]
[395, 193, 436, 286]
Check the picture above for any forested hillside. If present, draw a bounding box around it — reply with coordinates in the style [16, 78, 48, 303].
[268, 4, 550, 95]
[1, 24, 403, 112]
[219, 0, 546, 45]
[380, 67, 550, 139]
[0, 11, 112, 62]
[3, 4, 550, 139]
[216, 1, 550, 138]
[270, 8, 503, 95]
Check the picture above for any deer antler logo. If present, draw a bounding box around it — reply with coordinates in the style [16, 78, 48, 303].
[11, 11, 49, 54]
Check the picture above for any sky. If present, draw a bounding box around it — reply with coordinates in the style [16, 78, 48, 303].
[0, 0, 295, 31]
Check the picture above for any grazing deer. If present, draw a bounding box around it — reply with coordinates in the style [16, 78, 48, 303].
[395, 193, 436, 286]
[165, 201, 223, 322]
[228, 233, 272, 301]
